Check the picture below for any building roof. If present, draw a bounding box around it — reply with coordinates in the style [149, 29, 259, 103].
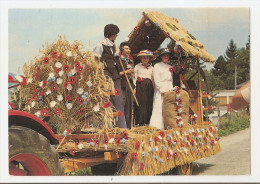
[127, 10, 216, 63]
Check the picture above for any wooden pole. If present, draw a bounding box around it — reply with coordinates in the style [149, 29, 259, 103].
[118, 57, 139, 106]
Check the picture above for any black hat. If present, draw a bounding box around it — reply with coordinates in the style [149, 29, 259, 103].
[104, 24, 120, 38]
[159, 48, 171, 57]
[119, 41, 132, 50]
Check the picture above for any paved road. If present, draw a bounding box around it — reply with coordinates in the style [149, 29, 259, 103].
[193, 128, 250, 175]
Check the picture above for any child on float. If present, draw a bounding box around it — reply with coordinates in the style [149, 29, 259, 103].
[149, 48, 174, 130]
[134, 50, 154, 126]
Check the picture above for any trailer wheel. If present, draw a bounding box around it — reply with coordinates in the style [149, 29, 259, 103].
[176, 163, 193, 175]
[9, 126, 64, 176]
[91, 163, 119, 176]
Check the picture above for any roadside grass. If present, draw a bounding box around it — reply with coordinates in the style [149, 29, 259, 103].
[217, 113, 250, 137]
[68, 167, 92, 176]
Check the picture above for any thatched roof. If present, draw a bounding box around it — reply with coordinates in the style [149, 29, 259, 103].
[127, 11, 216, 63]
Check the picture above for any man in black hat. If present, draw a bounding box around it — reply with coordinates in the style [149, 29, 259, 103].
[93, 24, 127, 128]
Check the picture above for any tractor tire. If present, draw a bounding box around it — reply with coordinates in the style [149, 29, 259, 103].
[91, 163, 119, 176]
[9, 126, 64, 176]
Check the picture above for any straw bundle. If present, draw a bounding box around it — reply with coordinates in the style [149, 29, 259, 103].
[18, 36, 115, 133]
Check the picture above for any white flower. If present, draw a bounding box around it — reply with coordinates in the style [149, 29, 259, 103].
[56, 78, 63, 84]
[57, 95, 63, 101]
[50, 101, 57, 108]
[31, 101, 35, 108]
[109, 138, 115, 143]
[71, 69, 77, 75]
[66, 51, 72, 57]
[158, 135, 162, 140]
[169, 149, 173, 155]
[86, 81, 92, 87]
[39, 81, 43, 87]
[34, 111, 41, 117]
[93, 104, 100, 112]
[77, 88, 84, 95]
[104, 145, 108, 150]
[14, 75, 23, 82]
[49, 72, 55, 78]
[67, 84, 72, 90]
[58, 70, 64, 77]
[28, 105, 30, 111]
[155, 146, 158, 151]
[78, 143, 84, 150]
[46, 90, 51, 95]
[27, 78, 33, 83]
[55, 62, 62, 68]
[66, 103, 73, 109]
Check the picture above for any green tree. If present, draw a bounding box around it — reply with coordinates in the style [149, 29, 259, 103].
[225, 40, 237, 63]
[246, 35, 250, 50]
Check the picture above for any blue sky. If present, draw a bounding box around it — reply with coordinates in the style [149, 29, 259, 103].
[8, 8, 250, 74]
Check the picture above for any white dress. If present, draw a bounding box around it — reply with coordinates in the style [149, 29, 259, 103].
[149, 62, 173, 129]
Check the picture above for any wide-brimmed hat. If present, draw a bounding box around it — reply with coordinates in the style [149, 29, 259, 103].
[137, 50, 153, 57]
[159, 48, 171, 57]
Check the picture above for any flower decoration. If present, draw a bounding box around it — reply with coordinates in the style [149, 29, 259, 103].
[58, 53, 62, 60]
[66, 103, 73, 109]
[54, 108, 62, 115]
[93, 104, 100, 112]
[208, 106, 213, 111]
[115, 138, 121, 145]
[51, 84, 58, 91]
[50, 101, 57, 108]
[103, 101, 111, 108]
[135, 141, 141, 149]
[36, 66, 41, 73]
[77, 97, 84, 104]
[78, 109, 85, 115]
[86, 81, 93, 87]
[33, 87, 38, 93]
[201, 83, 204, 88]
[173, 152, 178, 158]
[159, 131, 165, 138]
[180, 75, 185, 81]
[76, 66, 83, 73]
[56, 78, 63, 84]
[164, 32, 170, 37]
[210, 140, 215, 145]
[43, 57, 49, 64]
[154, 136, 159, 142]
[122, 132, 128, 139]
[103, 137, 109, 144]
[140, 163, 144, 170]
[74, 62, 81, 68]
[69, 76, 76, 84]
[137, 77, 144, 82]
[94, 140, 100, 146]
[55, 62, 62, 68]
[190, 140, 195, 146]
[131, 153, 138, 160]
[117, 110, 124, 117]
[51, 52, 58, 58]
[69, 148, 76, 156]
[181, 64, 185, 70]
[65, 94, 71, 101]
[142, 152, 146, 157]
[178, 98, 182, 104]
[169, 67, 174, 72]
[57, 95, 63, 101]
[77, 88, 84, 95]
[121, 138, 126, 144]
[115, 88, 120, 96]
[63, 65, 69, 71]
[134, 26, 139, 31]
[41, 108, 49, 117]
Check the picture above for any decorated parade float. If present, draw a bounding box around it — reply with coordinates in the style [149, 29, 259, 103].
[8, 11, 221, 176]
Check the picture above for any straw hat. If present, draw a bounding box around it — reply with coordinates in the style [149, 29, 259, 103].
[137, 50, 153, 57]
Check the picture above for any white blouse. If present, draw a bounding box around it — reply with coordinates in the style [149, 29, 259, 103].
[134, 63, 154, 86]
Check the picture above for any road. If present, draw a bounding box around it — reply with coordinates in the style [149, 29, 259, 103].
[193, 128, 250, 175]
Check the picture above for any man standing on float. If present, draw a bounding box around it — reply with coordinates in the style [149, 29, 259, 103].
[93, 24, 127, 128]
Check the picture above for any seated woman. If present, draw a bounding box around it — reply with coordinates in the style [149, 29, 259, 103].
[149, 48, 174, 130]
[134, 50, 154, 126]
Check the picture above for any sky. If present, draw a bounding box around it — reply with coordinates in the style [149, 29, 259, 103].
[7, 8, 250, 75]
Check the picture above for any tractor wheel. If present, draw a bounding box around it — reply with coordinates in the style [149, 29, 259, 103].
[9, 126, 64, 176]
[91, 163, 119, 176]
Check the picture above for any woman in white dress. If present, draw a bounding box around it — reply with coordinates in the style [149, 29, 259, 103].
[149, 48, 173, 130]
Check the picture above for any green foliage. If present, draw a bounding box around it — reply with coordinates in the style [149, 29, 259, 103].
[218, 113, 250, 136]
[68, 167, 92, 176]
[224, 39, 237, 63]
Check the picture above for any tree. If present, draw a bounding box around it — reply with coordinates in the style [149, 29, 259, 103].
[211, 56, 227, 77]
[224, 40, 237, 63]
[246, 35, 250, 50]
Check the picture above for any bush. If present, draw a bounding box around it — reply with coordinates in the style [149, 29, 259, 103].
[218, 113, 250, 137]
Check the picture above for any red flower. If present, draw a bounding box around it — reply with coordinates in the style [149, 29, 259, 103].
[77, 97, 84, 104]
[69, 76, 76, 84]
[154, 136, 159, 142]
[135, 141, 141, 149]
[63, 65, 69, 71]
[203, 136, 207, 141]
[74, 62, 81, 68]
[167, 140, 172, 146]
[103, 137, 109, 144]
[63, 82, 68, 88]
[69, 148, 76, 156]
[159, 131, 165, 138]
[20, 76, 27, 85]
[9, 102, 15, 108]
[115, 88, 120, 96]
[41, 108, 49, 117]
[115, 138, 121, 145]
[39, 90, 45, 96]
[58, 53, 63, 60]
[178, 98, 182, 104]
[78, 109, 85, 115]
[173, 152, 178, 158]
[201, 83, 204, 88]
[54, 67, 61, 73]
[134, 26, 139, 31]
[174, 139, 178, 143]
[176, 105, 180, 111]
[159, 150, 163, 157]
[190, 140, 195, 146]
[164, 32, 170, 37]
[181, 64, 185, 70]
[186, 135, 190, 141]
[51, 52, 58, 58]
[76, 66, 83, 73]
[176, 89, 180, 94]
[140, 162, 144, 170]
[95, 140, 100, 146]
[65, 94, 71, 101]
[36, 66, 41, 73]
[122, 132, 128, 139]
[33, 87, 38, 93]
[103, 101, 111, 108]
[51, 84, 58, 91]
[131, 152, 138, 160]
[117, 110, 124, 117]
[31, 93, 36, 100]
[180, 75, 185, 81]
[8, 75, 14, 82]
[35, 73, 38, 80]
[54, 108, 62, 115]
[75, 45, 78, 50]
[180, 143, 184, 147]
[169, 67, 174, 72]
[43, 57, 49, 64]
[166, 150, 171, 157]
[137, 77, 144, 82]
[42, 81, 47, 88]
[210, 140, 215, 145]
[208, 106, 213, 111]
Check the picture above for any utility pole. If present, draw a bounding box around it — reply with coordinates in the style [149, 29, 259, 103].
[235, 64, 237, 92]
